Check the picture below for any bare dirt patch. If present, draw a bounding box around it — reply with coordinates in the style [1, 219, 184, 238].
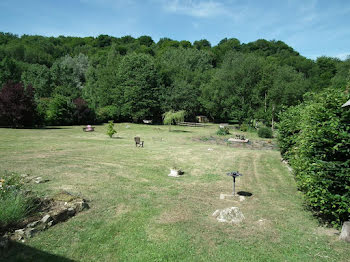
[193, 136, 278, 150]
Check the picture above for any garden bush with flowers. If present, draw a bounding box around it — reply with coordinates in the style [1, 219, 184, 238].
[0, 172, 36, 230]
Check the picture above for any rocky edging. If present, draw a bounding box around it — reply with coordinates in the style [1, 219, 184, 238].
[0, 191, 89, 249]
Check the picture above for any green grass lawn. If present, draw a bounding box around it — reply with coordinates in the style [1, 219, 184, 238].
[0, 124, 348, 261]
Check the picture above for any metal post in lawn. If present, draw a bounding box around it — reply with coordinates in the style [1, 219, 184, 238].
[226, 171, 243, 196]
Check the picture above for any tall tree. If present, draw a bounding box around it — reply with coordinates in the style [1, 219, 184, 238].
[0, 82, 38, 127]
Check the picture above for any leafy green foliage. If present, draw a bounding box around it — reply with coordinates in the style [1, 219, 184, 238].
[1, 32, 349, 129]
[0, 172, 35, 228]
[163, 110, 185, 130]
[240, 123, 249, 132]
[277, 105, 303, 158]
[216, 126, 230, 135]
[278, 87, 350, 227]
[46, 94, 75, 125]
[258, 126, 273, 138]
[106, 120, 117, 138]
[118, 53, 159, 122]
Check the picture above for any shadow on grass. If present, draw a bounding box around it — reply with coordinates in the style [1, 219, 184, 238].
[237, 191, 253, 197]
[38, 127, 71, 130]
[111, 136, 123, 139]
[1, 240, 76, 262]
[171, 130, 192, 133]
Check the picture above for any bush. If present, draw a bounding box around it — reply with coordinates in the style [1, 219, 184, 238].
[278, 87, 350, 227]
[240, 123, 249, 132]
[216, 126, 230, 135]
[163, 110, 185, 131]
[106, 120, 117, 138]
[0, 172, 36, 228]
[0, 191, 33, 227]
[258, 126, 273, 138]
[46, 94, 75, 125]
[0, 82, 39, 127]
[277, 105, 303, 158]
[96, 105, 119, 123]
[73, 98, 95, 124]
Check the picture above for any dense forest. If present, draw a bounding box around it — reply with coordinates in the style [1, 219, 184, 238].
[0, 32, 349, 127]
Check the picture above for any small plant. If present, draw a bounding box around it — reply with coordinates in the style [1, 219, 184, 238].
[0, 172, 36, 228]
[258, 126, 273, 138]
[240, 123, 249, 132]
[106, 120, 117, 138]
[216, 126, 230, 136]
[0, 191, 34, 227]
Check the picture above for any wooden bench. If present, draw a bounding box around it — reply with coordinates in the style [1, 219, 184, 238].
[134, 137, 144, 147]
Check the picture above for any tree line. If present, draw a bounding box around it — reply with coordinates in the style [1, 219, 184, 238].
[0, 32, 349, 127]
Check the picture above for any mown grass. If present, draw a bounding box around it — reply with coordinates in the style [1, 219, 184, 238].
[0, 124, 348, 261]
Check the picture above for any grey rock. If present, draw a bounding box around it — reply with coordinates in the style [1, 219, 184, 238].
[25, 228, 37, 238]
[74, 199, 89, 212]
[212, 207, 245, 223]
[239, 196, 246, 202]
[41, 214, 52, 224]
[34, 177, 49, 184]
[340, 221, 350, 243]
[14, 229, 25, 240]
[47, 220, 53, 227]
[50, 208, 70, 223]
[27, 221, 40, 228]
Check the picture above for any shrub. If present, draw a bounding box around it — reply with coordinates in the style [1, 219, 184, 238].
[240, 123, 249, 132]
[46, 94, 75, 125]
[278, 87, 350, 227]
[0, 82, 39, 127]
[106, 120, 117, 138]
[73, 98, 95, 124]
[96, 105, 119, 123]
[258, 126, 273, 138]
[216, 126, 230, 135]
[277, 105, 303, 159]
[162, 110, 185, 131]
[0, 172, 36, 228]
[0, 191, 33, 227]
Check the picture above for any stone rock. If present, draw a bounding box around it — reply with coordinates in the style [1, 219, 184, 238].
[239, 196, 246, 202]
[67, 207, 76, 216]
[74, 199, 89, 212]
[41, 214, 52, 224]
[14, 229, 25, 240]
[212, 207, 245, 223]
[50, 208, 70, 223]
[27, 221, 40, 228]
[228, 138, 249, 143]
[219, 193, 235, 200]
[168, 169, 183, 178]
[34, 177, 49, 184]
[25, 228, 37, 238]
[339, 221, 350, 243]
